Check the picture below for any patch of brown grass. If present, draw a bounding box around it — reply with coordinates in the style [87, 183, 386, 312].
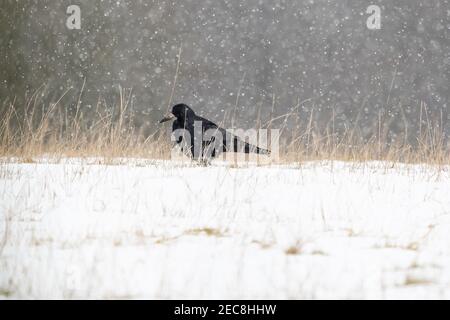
[285, 246, 301, 255]
[404, 275, 434, 286]
[185, 227, 226, 237]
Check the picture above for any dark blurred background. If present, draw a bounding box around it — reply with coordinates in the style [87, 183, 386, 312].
[1, 0, 449, 144]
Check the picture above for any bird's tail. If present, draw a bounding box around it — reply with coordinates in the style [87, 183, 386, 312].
[227, 136, 271, 155]
[244, 142, 271, 155]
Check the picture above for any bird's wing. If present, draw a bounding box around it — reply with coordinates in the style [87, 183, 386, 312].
[195, 116, 219, 130]
[198, 117, 270, 155]
[195, 115, 228, 141]
[193, 115, 270, 156]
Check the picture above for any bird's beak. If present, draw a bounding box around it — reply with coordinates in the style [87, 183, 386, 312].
[159, 112, 175, 123]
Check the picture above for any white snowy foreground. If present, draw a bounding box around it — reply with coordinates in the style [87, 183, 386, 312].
[1, 158, 450, 299]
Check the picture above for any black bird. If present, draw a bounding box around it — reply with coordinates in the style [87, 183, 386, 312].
[160, 104, 270, 160]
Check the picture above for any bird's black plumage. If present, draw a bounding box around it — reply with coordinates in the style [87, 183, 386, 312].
[160, 104, 270, 160]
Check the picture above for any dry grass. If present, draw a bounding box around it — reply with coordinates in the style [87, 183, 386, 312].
[285, 246, 301, 255]
[285, 240, 305, 255]
[403, 275, 434, 286]
[1, 87, 448, 165]
[0, 87, 171, 162]
[185, 227, 226, 237]
[281, 102, 448, 166]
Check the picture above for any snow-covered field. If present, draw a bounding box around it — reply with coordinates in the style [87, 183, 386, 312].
[1, 158, 450, 299]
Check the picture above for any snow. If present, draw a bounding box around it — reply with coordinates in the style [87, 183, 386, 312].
[1, 159, 450, 299]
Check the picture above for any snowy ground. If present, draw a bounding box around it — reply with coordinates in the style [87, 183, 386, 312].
[1, 158, 450, 299]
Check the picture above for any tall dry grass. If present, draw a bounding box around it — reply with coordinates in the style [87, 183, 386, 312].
[0, 86, 170, 162]
[280, 100, 448, 166]
[0, 87, 448, 166]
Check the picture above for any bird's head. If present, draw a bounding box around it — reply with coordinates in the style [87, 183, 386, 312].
[159, 103, 195, 123]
